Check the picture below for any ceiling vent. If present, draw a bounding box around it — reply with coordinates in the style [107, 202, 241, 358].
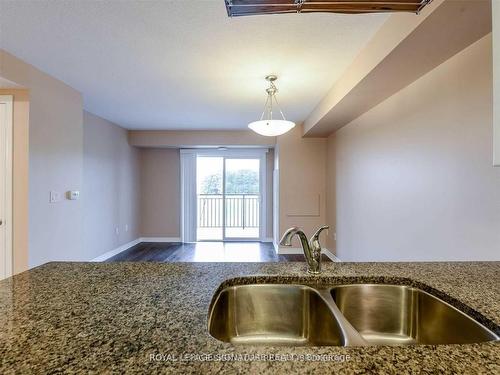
[225, 0, 433, 17]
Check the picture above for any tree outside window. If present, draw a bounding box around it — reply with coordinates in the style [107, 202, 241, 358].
[201, 170, 258, 194]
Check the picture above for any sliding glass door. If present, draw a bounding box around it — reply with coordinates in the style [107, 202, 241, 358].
[194, 151, 265, 242]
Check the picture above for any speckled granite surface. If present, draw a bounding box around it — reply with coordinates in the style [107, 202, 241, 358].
[0, 261, 498, 374]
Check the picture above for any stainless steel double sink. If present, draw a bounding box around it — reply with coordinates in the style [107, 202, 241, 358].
[208, 282, 499, 346]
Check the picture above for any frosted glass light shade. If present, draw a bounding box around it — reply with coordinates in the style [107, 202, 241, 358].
[248, 119, 295, 137]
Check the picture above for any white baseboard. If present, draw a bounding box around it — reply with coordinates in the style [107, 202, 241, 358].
[91, 238, 142, 262]
[262, 237, 274, 243]
[91, 237, 182, 262]
[139, 237, 181, 243]
[323, 248, 341, 262]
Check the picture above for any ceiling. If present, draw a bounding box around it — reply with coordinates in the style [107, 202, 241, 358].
[0, 1, 388, 130]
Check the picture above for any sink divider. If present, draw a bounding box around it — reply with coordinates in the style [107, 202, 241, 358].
[316, 288, 369, 347]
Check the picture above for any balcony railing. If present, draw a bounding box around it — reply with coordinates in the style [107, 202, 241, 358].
[198, 194, 260, 228]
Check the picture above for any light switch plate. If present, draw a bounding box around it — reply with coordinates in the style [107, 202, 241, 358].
[49, 191, 61, 203]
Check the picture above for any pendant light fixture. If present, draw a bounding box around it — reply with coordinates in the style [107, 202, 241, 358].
[248, 75, 295, 137]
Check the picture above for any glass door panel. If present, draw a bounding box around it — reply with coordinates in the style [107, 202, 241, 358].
[224, 158, 260, 240]
[196, 156, 223, 241]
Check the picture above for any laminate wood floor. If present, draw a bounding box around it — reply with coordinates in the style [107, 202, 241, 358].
[107, 241, 332, 263]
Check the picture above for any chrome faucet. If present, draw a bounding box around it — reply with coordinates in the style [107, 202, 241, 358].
[279, 226, 329, 274]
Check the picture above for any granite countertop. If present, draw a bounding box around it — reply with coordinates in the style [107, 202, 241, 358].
[0, 261, 499, 374]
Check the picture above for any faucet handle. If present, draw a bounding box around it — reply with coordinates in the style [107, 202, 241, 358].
[308, 225, 329, 275]
[310, 225, 329, 246]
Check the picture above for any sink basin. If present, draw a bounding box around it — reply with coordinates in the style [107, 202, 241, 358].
[330, 284, 499, 345]
[208, 284, 345, 346]
[208, 280, 498, 347]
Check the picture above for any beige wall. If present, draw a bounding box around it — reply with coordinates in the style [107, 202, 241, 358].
[140, 148, 181, 238]
[327, 34, 500, 261]
[0, 50, 84, 267]
[83, 111, 141, 259]
[276, 125, 328, 248]
[0, 89, 29, 274]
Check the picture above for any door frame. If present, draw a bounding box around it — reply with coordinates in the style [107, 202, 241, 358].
[0, 95, 13, 279]
[180, 148, 268, 242]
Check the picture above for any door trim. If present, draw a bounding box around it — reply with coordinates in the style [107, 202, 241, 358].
[0, 95, 13, 279]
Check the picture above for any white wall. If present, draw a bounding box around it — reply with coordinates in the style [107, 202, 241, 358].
[83, 111, 141, 259]
[327, 34, 500, 261]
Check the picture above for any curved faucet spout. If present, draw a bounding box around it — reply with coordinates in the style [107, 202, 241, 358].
[279, 227, 309, 252]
